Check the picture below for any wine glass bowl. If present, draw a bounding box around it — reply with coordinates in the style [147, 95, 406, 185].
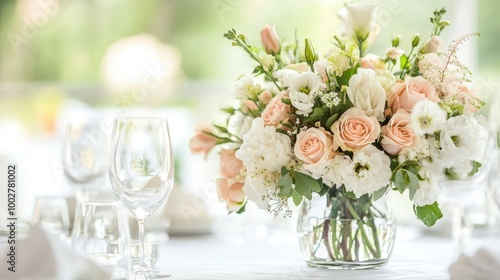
[108, 117, 174, 277]
[62, 119, 108, 201]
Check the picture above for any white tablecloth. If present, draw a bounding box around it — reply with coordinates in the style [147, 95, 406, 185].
[157, 227, 457, 280]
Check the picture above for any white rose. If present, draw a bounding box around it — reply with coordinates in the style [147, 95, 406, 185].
[347, 68, 386, 121]
[411, 100, 447, 135]
[228, 111, 254, 139]
[338, 3, 378, 41]
[342, 145, 392, 197]
[420, 36, 442, 54]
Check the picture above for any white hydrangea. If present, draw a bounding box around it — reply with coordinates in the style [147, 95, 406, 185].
[411, 100, 447, 135]
[236, 118, 292, 172]
[342, 145, 392, 197]
[412, 178, 439, 207]
[323, 155, 353, 187]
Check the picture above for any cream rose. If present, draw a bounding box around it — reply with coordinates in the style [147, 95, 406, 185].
[220, 149, 243, 179]
[420, 36, 442, 54]
[261, 91, 291, 127]
[360, 53, 385, 70]
[294, 128, 336, 166]
[347, 68, 386, 121]
[381, 109, 416, 155]
[189, 122, 217, 158]
[216, 177, 245, 212]
[388, 76, 439, 113]
[332, 107, 381, 151]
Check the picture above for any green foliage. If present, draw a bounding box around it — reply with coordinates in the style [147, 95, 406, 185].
[413, 202, 443, 227]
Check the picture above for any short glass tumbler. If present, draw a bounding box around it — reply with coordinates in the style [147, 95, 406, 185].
[72, 200, 131, 279]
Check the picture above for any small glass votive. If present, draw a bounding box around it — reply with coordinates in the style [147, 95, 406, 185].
[130, 241, 159, 269]
[32, 196, 70, 239]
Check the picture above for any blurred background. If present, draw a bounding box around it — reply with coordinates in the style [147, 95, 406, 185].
[0, 0, 499, 235]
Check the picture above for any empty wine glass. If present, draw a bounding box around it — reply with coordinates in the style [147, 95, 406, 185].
[62, 119, 108, 201]
[108, 117, 174, 278]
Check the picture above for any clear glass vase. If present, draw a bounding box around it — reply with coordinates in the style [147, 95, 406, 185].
[297, 191, 396, 269]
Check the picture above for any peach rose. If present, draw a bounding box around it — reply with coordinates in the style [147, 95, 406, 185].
[284, 62, 309, 73]
[258, 90, 273, 104]
[220, 149, 243, 178]
[189, 122, 217, 157]
[216, 178, 245, 212]
[261, 91, 291, 127]
[388, 76, 439, 113]
[260, 25, 280, 54]
[332, 107, 380, 151]
[241, 100, 258, 113]
[294, 127, 335, 165]
[381, 109, 416, 155]
[360, 53, 385, 70]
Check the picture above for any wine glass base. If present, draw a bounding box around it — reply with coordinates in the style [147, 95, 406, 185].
[135, 268, 171, 279]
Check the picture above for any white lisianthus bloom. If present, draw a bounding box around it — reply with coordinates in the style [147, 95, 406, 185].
[412, 178, 438, 207]
[231, 76, 261, 99]
[259, 53, 275, 72]
[347, 68, 386, 121]
[411, 100, 447, 135]
[327, 49, 350, 76]
[236, 118, 292, 172]
[342, 145, 392, 197]
[338, 3, 378, 41]
[323, 155, 352, 187]
[288, 72, 323, 116]
[397, 136, 430, 164]
[439, 115, 488, 168]
[274, 69, 299, 87]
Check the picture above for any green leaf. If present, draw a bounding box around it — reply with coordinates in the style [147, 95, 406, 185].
[213, 124, 229, 133]
[394, 170, 406, 193]
[344, 191, 357, 199]
[291, 190, 303, 206]
[294, 172, 322, 193]
[221, 107, 235, 114]
[215, 138, 232, 145]
[325, 113, 339, 128]
[407, 171, 420, 200]
[413, 202, 443, 227]
[372, 185, 389, 201]
[399, 54, 409, 69]
[278, 174, 293, 198]
[303, 190, 312, 200]
[235, 202, 246, 214]
[281, 166, 289, 177]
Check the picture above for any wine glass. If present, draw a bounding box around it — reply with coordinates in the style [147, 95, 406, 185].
[62, 119, 108, 201]
[108, 117, 174, 278]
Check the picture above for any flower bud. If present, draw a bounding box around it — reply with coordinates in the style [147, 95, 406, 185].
[305, 38, 316, 66]
[260, 25, 280, 55]
[411, 33, 421, 48]
[391, 34, 401, 47]
[420, 36, 442, 54]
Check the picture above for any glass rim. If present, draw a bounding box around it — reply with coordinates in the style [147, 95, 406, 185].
[76, 200, 122, 206]
[113, 116, 169, 121]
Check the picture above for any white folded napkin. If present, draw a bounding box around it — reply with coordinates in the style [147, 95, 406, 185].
[0, 226, 111, 280]
[449, 246, 500, 280]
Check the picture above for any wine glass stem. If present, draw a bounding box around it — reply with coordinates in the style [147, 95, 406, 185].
[452, 204, 469, 256]
[138, 219, 146, 269]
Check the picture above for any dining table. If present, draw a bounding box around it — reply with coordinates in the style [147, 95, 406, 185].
[156, 226, 464, 280]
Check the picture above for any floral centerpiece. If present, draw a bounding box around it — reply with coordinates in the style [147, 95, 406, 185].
[189, 3, 487, 268]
